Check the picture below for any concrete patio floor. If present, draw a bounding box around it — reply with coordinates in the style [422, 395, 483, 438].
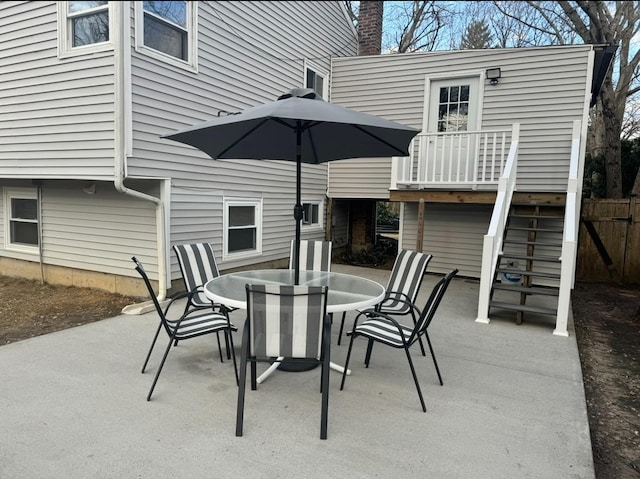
[0, 264, 593, 479]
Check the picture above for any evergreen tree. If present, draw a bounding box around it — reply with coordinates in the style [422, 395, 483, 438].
[460, 20, 493, 49]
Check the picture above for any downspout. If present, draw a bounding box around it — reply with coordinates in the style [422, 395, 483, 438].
[114, 2, 167, 301]
[37, 183, 44, 284]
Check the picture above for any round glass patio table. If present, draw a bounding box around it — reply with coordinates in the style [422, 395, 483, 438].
[204, 269, 385, 314]
[204, 269, 385, 378]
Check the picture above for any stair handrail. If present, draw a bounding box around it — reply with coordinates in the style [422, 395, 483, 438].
[476, 123, 520, 323]
[554, 120, 582, 337]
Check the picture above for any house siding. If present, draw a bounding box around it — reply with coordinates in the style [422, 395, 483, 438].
[0, 1, 117, 180]
[126, 1, 356, 277]
[0, 179, 157, 277]
[328, 45, 592, 198]
[402, 203, 492, 278]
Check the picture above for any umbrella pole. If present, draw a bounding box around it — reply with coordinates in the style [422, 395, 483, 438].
[294, 123, 302, 285]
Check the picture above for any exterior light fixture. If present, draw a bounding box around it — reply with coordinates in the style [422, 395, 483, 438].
[486, 68, 501, 85]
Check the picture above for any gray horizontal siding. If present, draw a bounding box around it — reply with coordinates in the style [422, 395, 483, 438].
[0, 1, 116, 180]
[329, 45, 592, 197]
[41, 182, 158, 277]
[126, 1, 356, 273]
[329, 158, 392, 200]
[0, 180, 158, 277]
[402, 203, 492, 278]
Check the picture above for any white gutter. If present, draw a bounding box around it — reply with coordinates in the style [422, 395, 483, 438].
[114, 1, 168, 305]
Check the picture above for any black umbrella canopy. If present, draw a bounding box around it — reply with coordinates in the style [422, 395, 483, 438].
[163, 88, 419, 163]
[163, 88, 419, 283]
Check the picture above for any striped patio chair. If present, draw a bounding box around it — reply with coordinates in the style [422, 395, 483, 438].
[236, 284, 331, 439]
[289, 240, 332, 272]
[173, 242, 237, 360]
[340, 269, 458, 412]
[337, 249, 433, 348]
[132, 257, 238, 401]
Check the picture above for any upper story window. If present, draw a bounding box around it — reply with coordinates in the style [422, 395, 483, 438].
[135, 1, 198, 71]
[223, 198, 263, 260]
[58, 1, 114, 58]
[3, 188, 39, 254]
[304, 61, 329, 99]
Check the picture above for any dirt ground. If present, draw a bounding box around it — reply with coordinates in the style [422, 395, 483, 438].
[0, 275, 140, 346]
[0, 273, 638, 478]
[572, 281, 640, 479]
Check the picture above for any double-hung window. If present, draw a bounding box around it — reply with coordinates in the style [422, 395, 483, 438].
[223, 198, 262, 260]
[304, 61, 329, 99]
[58, 1, 113, 57]
[135, 1, 198, 70]
[4, 188, 39, 253]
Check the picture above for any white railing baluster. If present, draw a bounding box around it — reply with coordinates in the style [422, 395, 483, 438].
[415, 136, 422, 183]
[394, 127, 513, 188]
[499, 132, 506, 182]
[447, 135, 454, 181]
[490, 132, 497, 182]
[456, 134, 462, 182]
[431, 135, 437, 182]
[482, 133, 488, 182]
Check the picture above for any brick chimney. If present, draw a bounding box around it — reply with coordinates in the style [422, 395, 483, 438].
[358, 1, 383, 56]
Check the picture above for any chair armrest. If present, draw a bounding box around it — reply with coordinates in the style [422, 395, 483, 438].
[378, 291, 410, 307]
[162, 288, 200, 316]
[378, 292, 422, 316]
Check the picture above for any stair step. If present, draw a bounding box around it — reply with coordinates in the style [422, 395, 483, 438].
[492, 283, 560, 296]
[489, 301, 557, 316]
[509, 214, 564, 220]
[503, 239, 561, 247]
[495, 268, 561, 280]
[499, 253, 561, 263]
[506, 226, 564, 233]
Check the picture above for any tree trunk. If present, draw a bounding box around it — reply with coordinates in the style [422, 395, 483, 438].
[586, 107, 605, 157]
[602, 108, 623, 199]
[600, 79, 624, 199]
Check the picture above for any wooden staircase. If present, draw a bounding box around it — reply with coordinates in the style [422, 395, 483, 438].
[489, 205, 564, 324]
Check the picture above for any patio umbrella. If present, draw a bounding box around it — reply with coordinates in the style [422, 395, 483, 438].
[163, 88, 419, 283]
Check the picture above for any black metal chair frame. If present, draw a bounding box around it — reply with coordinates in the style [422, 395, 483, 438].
[173, 243, 237, 359]
[340, 269, 458, 412]
[337, 251, 433, 357]
[133, 256, 239, 401]
[236, 284, 331, 440]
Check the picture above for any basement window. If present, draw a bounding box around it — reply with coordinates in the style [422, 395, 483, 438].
[4, 188, 39, 253]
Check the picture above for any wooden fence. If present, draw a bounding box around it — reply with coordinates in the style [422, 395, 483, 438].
[577, 198, 639, 283]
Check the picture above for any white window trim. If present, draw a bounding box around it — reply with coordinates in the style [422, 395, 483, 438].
[3, 187, 39, 255]
[134, 1, 198, 72]
[222, 197, 263, 261]
[300, 199, 324, 232]
[303, 59, 329, 99]
[57, 1, 116, 59]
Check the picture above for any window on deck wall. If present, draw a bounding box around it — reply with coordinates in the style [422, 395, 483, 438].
[3, 188, 39, 254]
[223, 198, 262, 260]
[135, 1, 198, 70]
[58, 1, 113, 57]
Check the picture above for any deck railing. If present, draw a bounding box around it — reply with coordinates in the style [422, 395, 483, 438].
[475, 124, 520, 324]
[554, 120, 582, 337]
[392, 126, 515, 189]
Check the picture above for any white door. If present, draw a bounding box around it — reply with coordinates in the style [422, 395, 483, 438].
[425, 77, 480, 182]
